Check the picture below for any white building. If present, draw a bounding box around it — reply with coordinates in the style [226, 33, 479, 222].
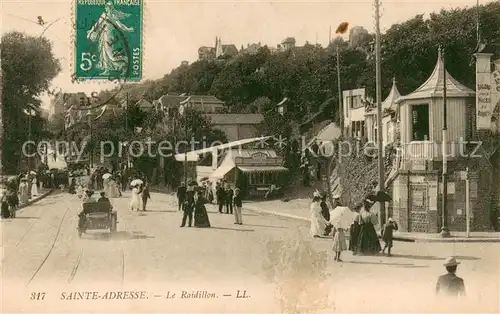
[365, 78, 401, 145]
[343, 88, 366, 137]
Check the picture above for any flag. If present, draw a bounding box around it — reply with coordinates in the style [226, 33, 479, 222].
[335, 22, 349, 34]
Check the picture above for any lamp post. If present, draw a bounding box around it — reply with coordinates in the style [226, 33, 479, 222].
[180, 97, 192, 187]
[337, 46, 343, 136]
[440, 47, 451, 237]
[375, 0, 386, 226]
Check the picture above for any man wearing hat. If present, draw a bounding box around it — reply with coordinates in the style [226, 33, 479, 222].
[435, 257, 466, 297]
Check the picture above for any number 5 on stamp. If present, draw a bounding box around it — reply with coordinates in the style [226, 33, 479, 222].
[74, 0, 143, 81]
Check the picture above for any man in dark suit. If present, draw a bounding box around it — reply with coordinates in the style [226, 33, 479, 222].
[216, 183, 225, 214]
[225, 185, 234, 214]
[176, 182, 186, 211]
[180, 186, 195, 227]
[435, 257, 466, 297]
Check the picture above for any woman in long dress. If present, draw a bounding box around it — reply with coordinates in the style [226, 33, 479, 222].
[349, 203, 362, 253]
[31, 177, 39, 197]
[194, 191, 211, 228]
[355, 199, 382, 255]
[129, 185, 142, 211]
[310, 193, 330, 238]
[18, 179, 29, 204]
[107, 179, 121, 198]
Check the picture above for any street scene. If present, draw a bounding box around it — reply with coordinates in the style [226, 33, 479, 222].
[2, 0, 500, 313]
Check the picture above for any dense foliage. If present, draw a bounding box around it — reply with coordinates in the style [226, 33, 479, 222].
[1, 32, 61, 173]
[101, 2, 500, 137]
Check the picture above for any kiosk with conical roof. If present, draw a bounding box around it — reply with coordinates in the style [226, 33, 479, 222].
[390, 48, 493, 233]
[396, 48, 475, 167]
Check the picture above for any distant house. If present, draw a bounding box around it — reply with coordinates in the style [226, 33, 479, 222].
[157, 94, 226, 115]
[206, 113, 264, 141]
[240, 42, 262, 55]
[136, 99, 154, 112]
[279, 37, 296, 51]
[198, 37, 238, 61]
[343, 88, 367, 137]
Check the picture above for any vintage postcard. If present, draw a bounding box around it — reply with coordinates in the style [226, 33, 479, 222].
[1, 0, 500, 313]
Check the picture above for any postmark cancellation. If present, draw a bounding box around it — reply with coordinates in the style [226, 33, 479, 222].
[73, 0, 143, 82]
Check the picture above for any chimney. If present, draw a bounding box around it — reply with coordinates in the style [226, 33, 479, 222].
[474, 52, 494, 130]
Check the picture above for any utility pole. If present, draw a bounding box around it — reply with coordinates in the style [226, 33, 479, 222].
[375, 0, 386, 226]
[27, 107, 32, 175]
[336, 46, 343, 136]
[125, 93, 130, 168]
[183, 101, 189, 187]
[440, 47, 451, 237]
[88, 111, 93, 168]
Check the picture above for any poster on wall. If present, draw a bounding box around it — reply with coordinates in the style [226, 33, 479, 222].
[477, 68, 493, 129]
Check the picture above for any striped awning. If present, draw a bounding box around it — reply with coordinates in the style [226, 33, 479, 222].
[238, 166, 288, 173]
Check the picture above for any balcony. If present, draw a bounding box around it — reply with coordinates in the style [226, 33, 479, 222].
[401, 141, 466, 160]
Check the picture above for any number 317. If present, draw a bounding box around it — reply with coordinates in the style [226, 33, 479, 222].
[30, 292, 46, 300]
[80, 53, 97, 71]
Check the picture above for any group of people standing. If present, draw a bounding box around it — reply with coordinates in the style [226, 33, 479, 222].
[1, 174, 41, 219]
[310, 193, 398, 262]
[176, 180, 244, 227]
[129, 181, 151, 211]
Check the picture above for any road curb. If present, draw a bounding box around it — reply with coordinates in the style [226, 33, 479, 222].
[244, 204, 500, 243]
[17, 189, 55, 212]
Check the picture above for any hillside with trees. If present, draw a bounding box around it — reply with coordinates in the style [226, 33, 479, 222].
[98, 2, 499, 137]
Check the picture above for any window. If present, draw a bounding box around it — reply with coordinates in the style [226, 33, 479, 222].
[360, 121, 365, 137]
[411, 104, 430, 141]
[249, 172, 278, 185]
[351, 121, 356, 137]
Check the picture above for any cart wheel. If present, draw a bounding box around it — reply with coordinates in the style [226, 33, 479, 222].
[110, 215, 117, 233]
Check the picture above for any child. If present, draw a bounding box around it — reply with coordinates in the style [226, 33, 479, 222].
[382, 217, 398, 256]
[332, 227, 347, 262]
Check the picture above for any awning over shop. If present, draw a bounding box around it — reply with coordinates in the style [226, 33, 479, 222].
[210, 165, 235, 179]
[238, 166, 288, 173]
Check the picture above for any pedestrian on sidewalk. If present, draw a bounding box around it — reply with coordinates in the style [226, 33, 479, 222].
[129, 184, 142, 211]
[225, 184, 234, 214]
[349, 203, 362, 254]
[233, 188, 243, 225]
[321, 192, 332, 236]
[141, 182, 151, 211]
[381, 217, 398, 256]
[18, 178, 29, 204]
[355, 198, 381, 255]
[176, 182, 186, 211]
[332, 226, 347, 262]
[310, 191, 330, 238]
[435, 257, 466, 297]
[180, 186, 195, 227]
[216, 182, 225, 214]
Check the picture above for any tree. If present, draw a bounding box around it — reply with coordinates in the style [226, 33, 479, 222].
[1, 32, 61, 173]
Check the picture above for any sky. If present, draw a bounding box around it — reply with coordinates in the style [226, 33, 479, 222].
[1, 0, 490, 108]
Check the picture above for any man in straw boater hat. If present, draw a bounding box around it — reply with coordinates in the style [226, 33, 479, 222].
[435, 257, 466, 297]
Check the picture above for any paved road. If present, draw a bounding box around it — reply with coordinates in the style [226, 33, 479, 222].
[2, 192, 499, 313]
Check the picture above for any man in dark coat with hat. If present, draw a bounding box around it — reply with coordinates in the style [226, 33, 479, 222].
[436, 257, 466, 297]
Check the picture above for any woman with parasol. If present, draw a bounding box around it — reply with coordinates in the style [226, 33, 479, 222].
[329, 200, 356, 262]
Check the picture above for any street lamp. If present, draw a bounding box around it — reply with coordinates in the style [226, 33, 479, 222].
[179, 96, 192, 186]
[440, 47, 451, 237]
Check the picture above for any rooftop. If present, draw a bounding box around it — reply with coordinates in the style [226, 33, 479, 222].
[206, 113, 264, 125]
[397, 48, 475, 102]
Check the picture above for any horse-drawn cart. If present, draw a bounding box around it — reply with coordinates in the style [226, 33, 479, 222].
[77, 202, 118, 237]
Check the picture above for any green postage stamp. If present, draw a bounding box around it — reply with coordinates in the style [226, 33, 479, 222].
[74, 0, 143, 81]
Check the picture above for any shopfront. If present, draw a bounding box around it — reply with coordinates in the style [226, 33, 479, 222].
[210, 149, 288, 197]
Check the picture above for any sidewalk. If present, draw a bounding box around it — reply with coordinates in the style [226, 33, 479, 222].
[17, 188, 54, 211]
[244, 199, 500, 243]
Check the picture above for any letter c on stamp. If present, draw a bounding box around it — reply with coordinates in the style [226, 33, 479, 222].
[74, 0, 143, 81]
